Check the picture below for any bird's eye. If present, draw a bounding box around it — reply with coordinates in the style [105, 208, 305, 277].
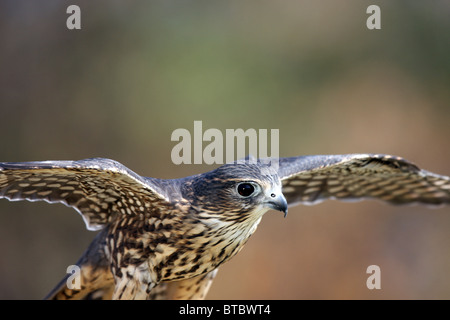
[237, 182, 257, 197]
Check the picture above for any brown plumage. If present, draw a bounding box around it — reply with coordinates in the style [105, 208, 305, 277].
[0, 154, 449, 299]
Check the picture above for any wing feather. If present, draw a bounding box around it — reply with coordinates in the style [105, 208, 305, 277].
[278, 154, 450, 207]
[0, 158, 170, 230]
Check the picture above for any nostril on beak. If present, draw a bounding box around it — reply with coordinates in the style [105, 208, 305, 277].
[266, 193, 288, 218]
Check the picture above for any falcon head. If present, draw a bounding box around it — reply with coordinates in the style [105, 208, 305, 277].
[185, 161, 288, 221]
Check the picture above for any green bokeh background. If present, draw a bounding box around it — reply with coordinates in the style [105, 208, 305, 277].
[0, 0, 449, 299]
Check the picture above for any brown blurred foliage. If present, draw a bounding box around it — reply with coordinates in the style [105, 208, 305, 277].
[0, 1, 449, 299]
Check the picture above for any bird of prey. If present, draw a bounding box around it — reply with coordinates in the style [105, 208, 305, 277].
[0, 154, 449, 299]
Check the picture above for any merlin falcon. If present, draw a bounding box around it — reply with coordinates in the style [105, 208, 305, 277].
[0, 154, 449, 299]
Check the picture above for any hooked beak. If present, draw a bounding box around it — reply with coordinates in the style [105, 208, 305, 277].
[265, 193, 288, 218]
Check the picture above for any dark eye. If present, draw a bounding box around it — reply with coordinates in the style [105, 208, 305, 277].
[237, 183, 256, 197]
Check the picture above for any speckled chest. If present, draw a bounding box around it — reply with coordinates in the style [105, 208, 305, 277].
[104, 203, 264, 283]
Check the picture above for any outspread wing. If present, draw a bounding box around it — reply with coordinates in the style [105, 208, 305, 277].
[278, 154, 450, 207]
[0, 158, 170, 230]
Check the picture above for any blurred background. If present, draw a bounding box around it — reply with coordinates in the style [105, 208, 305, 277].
[0, 0, 449, 299]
